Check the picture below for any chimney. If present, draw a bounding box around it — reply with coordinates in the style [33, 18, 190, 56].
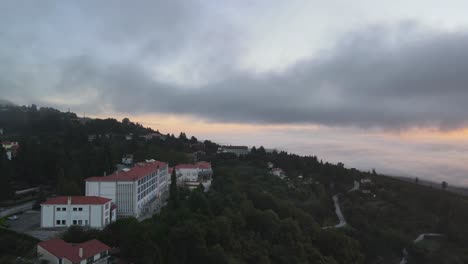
[67, 196, 71, 205]
[79, 247, 83, 258]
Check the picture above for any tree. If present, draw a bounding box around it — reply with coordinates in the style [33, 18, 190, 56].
[0, 148, 14, 201]
[441, 181, 448, 189]
[179, 132, 187, 141]
[169, 168, 179, 208]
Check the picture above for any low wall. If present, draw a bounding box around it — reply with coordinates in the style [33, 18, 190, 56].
[0, 201, 36, 218]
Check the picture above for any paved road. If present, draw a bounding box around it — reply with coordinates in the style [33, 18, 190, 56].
[348, 180, 360, 192]
[399, 233, 443, 264]
[6, 210, 64, 241]
[323, 194, 347, 229]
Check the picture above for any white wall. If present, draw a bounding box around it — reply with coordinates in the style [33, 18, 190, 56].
[41, 203, 108, 229]
[86, 181, 116, 202]
[177, 168, 199, 182]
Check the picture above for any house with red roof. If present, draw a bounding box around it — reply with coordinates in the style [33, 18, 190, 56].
[37, 238, 110, 264]
[40, 196, 116, 229]
[85, 160, 169, 218]
[173, 161, 213, 191]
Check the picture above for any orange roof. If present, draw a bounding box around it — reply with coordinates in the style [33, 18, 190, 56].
[86, 160, 167, 182]
[41, 196, 111, 205]
[38, 239, 110, 263]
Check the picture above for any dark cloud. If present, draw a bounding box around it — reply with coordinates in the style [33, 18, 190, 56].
[1, 1, 468, 130]
[44, 25, 468, 130]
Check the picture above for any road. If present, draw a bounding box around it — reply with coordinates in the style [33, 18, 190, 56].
[348, 180, 360, 192]
[399, 233, 443, 264]
[322, 194, 347, 229]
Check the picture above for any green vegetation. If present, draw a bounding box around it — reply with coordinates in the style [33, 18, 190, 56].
[3, 105, 468, 263]
[0, 105, 209, 200]
[0, 228, 38, 263]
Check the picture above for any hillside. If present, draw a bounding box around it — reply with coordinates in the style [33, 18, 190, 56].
[1, 106, 468, 263]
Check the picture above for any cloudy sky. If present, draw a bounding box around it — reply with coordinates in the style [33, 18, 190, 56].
[2, 0, 468, 185]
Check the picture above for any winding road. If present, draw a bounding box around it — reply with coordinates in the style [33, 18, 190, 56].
[322, 194, 347, 229]
[399, 233, 443, 264]
[322, 180, 360, 229]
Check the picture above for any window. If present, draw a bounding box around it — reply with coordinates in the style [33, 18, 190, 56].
[78, 208, 83, 211]
[56, 207, 61, 211]
[73, 208, 77, 211]
[78, 220, 83, 225]
[85, 220, 88, 225]
[61, 220, 66, 225]
[62, 207, 66, 211]
[73, 220, 77, 225]
[56, 220, 60, 225]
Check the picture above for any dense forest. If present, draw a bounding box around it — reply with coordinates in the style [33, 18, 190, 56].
[0, 104, 216, 203]
[1, 105, 468, 264]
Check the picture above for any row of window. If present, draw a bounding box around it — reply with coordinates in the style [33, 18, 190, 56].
[137, 183, 157, 201]
[56, 207, 84, 212]
[55, 219, 90, 225]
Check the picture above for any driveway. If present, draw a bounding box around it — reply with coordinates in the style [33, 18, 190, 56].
[6, 210, 64, 241]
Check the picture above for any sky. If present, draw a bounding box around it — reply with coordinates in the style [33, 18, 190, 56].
[2, 0, 468, 185]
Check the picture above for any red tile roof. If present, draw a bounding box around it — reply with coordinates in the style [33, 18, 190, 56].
[175, 161, 212, 170]
[175, 164, 198, 169]
[86, 160, 167, 182]
[41, 196, 111, 205]
[38, 239, 110, 263]
[196, 161, 212, 169]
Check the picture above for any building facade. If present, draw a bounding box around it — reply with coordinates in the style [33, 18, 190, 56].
[217, 146, 249, 156]
[174, 161, 213, 190]
[40, 196, 115, 229]
[85, 160, 169, 218]
[37, 238, 110, 264]
[1, 141, 19, 160]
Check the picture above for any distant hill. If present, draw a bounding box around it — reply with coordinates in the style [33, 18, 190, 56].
[0, 99, 15, 107]
[396, 175, 468, 197]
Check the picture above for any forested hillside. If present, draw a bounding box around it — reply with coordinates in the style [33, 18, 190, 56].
[2, 105, 468, 264]
[0, 104, 216, 202]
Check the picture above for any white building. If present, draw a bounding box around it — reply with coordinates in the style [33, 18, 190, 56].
[217, 146, 249, 156]
[1, 141, 19, 160]
[174, 161, 213, 190]
[37, 238, 110, 264]
[271, 168, 286, 179]
[85, 160, 169, 218]
[360, 178, 372, 184]
[40, 196, 116, 229]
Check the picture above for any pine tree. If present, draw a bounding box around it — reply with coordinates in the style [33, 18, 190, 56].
[169, 168, 179, 207]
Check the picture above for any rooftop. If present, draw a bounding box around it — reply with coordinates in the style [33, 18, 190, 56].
[38, 239, 110, 263]
[175, 161, 212, 170]
[86, 160, 167, 182]
[223, 146, 248, 150]
[41, 196, 111, 205]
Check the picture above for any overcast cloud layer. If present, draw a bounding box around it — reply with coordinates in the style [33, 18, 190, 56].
[2, 1, 468, 130]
